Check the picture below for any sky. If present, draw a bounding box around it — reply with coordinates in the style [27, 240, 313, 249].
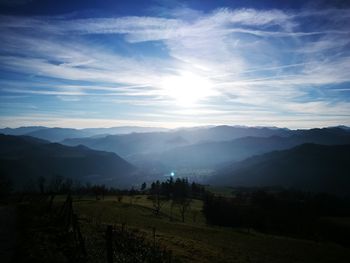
[0, 0, 350, 129]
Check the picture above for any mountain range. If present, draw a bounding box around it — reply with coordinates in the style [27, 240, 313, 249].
[152, 127, 350, 169]
[208, 143, 350, 195]
[0, 134, 137, 190]
[62, 126, 350, 172]
[61, 125, 292, 158]
[0, 126, 168, 142]
[1, 125, 350, 194]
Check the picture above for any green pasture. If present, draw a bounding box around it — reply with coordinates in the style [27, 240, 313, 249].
[71, 195, 350, 263]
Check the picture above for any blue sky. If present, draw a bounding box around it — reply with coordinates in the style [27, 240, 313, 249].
[0, 0, 350, 128]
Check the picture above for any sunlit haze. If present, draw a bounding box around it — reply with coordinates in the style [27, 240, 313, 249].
[0, 0, 349, 129]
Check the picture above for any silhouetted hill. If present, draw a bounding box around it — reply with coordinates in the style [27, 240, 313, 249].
[25, 127, 91, 142]
[53, 126, 350, 172]
[0, 126, 169, 142]
[173, 125, 292, 142]
[63, 132, 182, 158]
[83, 126, 168, 135]
[0, 134, 137, 189]
[209, 144, 350, 195]
[62, 126, 291, 158]
[0, 126, 47, 136]
[154, 127, 350, 169]
[2, 125, 349, 145]
[292, 127, 350, 142]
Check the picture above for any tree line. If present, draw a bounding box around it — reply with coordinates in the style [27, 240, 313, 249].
[202, 189, 350, 245]
[148, 177, 205, 222]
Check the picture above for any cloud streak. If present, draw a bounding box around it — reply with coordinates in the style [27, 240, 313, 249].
[0, 6, 350, 128]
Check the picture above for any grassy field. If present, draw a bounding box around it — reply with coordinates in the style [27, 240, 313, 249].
[71, 195, 350, 263]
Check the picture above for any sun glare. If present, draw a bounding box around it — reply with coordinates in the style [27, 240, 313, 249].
[161, 71, 215, 107]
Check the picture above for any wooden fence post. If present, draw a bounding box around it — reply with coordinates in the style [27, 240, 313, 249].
[152, 227, 156, 249]
[48, 194, 55, 213]
[106, 225, 113, 263]
[73, 214, 87, 257]
[168, 250, 172, 263]
[66, 194, 73, 228]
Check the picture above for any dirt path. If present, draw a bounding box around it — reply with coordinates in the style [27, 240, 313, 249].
[0, 206, 17, 263]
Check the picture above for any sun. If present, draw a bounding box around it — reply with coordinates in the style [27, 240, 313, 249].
[161, 71, 215, 107]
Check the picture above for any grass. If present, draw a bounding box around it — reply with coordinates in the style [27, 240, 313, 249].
[13, 202, 80, 263]
[204, 186, 235, 196]
[72, 195, 350, 263]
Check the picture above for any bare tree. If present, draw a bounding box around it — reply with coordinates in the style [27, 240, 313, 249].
[175, 198, 191, 222]
[49, 175, 64, 194]
[150, 181, 166, 215]
[37, 176, 46, 194]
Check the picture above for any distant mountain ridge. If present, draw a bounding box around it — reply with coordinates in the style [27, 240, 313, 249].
[2, 126, 350, 179]
[1, 125, 350, 193]
[209, 143, 350, 195]
[0, 134, 137, 189]
[62, 125, 292, 156]
[152, 127, 350, 169]
[60, 126, 350, 171]
[0, 126, 169, 142]
[0, 126, 47, 136]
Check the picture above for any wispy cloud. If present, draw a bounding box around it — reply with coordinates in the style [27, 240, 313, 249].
[0, 6, 350, 128]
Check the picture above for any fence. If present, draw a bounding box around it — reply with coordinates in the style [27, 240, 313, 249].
[59, 194, 87, 260]
[105, 224, 173, 263]
[58, 194, 174, 263]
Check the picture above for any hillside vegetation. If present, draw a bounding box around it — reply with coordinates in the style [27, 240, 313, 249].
[71, 195, 350, 263]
